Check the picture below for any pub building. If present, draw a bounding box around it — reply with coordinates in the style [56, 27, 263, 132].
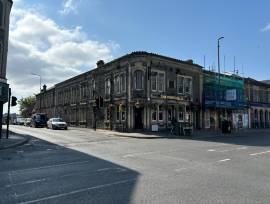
[36, 52, 203, 131]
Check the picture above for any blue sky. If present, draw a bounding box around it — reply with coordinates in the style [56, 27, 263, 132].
[12, 0, 270, 80]
[50, 0, 270, 79]
[6, 0, 270, 114]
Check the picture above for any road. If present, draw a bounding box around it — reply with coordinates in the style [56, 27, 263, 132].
[1, 125, 270, 204]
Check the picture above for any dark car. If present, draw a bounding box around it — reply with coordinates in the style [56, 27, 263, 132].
[31, 113, 48, 128]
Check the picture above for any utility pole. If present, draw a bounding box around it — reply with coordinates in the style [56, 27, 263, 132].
[217, 37, 224, 129]
[6, 88, 11, 139]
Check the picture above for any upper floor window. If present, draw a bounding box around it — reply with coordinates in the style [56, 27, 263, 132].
[184, 77, 192, 94]
[177, 76, 184, 94]
[158, 73, 165, 92]
[177, 75, 192, 95]
[114, 75, 120, 93]
[151, 72, 157, 91]
[105, 78, 111, 95]
[151, 71, 165, 92]
[120, 74, 126, 93]
[169, 80, 175, 89]
[134, 70, 143, 90]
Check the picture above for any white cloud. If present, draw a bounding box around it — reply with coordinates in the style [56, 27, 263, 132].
[59, 0, 79, 15]
[261, 23, 270, 32]
[5, 4, 119, 113]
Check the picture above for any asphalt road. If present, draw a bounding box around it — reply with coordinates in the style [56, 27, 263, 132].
[1, 125, 270, 204]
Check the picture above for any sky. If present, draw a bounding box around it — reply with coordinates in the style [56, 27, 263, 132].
[6, 0, 270, 113]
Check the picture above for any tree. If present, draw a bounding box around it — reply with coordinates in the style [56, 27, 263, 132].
[18, 96, 36, 117]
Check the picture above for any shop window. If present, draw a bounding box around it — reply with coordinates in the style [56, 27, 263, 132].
[158, 73, 165, 92]
[134, 70, 143, 90]
[152, 107, 157, 121]
[178, 106, 185, 121]
[167, 106, 175, 122]
[121, 106, 126, 121]
[116, 105, 120, 121]
[158, 105, 163, 121]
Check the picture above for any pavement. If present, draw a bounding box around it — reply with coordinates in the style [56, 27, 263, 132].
[1, 125, 270, 204]
[0, 129, 30, 150]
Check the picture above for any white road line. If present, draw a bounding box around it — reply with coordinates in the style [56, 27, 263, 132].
[5, 178, 47, 188]
[250, 150, 270, 156]
[18, 178, 136, 204]
[217, 158, 231, 163]
[10, 160, 91, 175]
[123, 151, 158, 158]
[207, 149, 216, 152]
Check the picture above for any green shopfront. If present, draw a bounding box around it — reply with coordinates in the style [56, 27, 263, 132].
[203, 72, 248, 130]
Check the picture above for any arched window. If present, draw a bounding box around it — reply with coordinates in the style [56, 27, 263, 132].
[134, 70, 143, 90]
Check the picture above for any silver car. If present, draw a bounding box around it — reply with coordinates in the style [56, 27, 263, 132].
[47, 118, 68, 130]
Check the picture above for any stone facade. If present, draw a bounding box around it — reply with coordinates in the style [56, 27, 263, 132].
[245, 78, 270, 128]
[35, 52, 203, 131]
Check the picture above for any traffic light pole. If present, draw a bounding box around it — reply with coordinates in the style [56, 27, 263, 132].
[6, 88, 11, 139]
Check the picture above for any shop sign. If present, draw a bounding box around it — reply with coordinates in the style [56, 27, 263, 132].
[226, 89, 237, 101]
[161, 95, 185, 101]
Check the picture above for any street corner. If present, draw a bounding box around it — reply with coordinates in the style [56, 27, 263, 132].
[0, 132, 30, 150]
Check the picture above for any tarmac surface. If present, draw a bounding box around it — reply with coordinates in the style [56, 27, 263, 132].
[1, 125, 270, 204]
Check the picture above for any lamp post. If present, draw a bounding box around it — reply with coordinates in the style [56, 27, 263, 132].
[217, 37, 224, 129]
[31, 73, 42, 112]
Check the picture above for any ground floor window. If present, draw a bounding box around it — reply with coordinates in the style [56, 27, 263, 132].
[116, 105, 120, 121]
[205, 110, 210, 128]
[167, 106, 175, 122]
[178, 106, 185, 121]
[152, 107, 157, 121]
[158, 105, 163, 121]
[121, 105, 126, 121]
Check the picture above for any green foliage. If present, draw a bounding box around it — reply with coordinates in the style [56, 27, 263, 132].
[18, 96, 36, 117]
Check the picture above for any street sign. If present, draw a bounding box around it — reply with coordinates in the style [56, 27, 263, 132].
[0, 82, 9, 103]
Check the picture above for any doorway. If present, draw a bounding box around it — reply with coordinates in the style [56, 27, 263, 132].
[134, 107, 143, 129]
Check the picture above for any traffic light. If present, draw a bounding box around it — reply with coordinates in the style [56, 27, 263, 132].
[11, 96, 17, 106]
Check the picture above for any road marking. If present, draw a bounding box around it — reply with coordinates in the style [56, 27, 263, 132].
[5, 178, 47, 188]
[237, 147, 248, 150]
[217, 158, 231, 163]
[10, 160, 91, 175]
[123, 151, 158, 158]
[207, 149, 216, 152]
[250, 150, 270, 156]
[18, 178, 136, 204]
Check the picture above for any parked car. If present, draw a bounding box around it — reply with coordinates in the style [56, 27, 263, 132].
[47, 118, 68, 130]
[31, 113, 48, 128]
[14, 117, 25, 125]
[24, 118, 32, 126]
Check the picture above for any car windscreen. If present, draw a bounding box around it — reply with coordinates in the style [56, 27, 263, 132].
[53, 118, 63, 122]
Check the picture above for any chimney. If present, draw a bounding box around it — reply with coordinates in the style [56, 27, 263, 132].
[43, 84, 47, 92]
[186, 59, 193, 64]
[96, 60, 105, 68]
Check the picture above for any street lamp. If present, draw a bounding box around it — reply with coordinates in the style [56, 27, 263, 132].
[217, 37, 224, 129]
[31, 73, 42, 112]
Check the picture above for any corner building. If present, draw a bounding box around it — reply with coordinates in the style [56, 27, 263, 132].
[36, 52, 203, 131]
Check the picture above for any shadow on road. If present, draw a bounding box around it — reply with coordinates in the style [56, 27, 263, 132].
[0, 133, 139, 204]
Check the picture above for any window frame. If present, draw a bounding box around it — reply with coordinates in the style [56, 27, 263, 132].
[134, 70, 144, 90]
